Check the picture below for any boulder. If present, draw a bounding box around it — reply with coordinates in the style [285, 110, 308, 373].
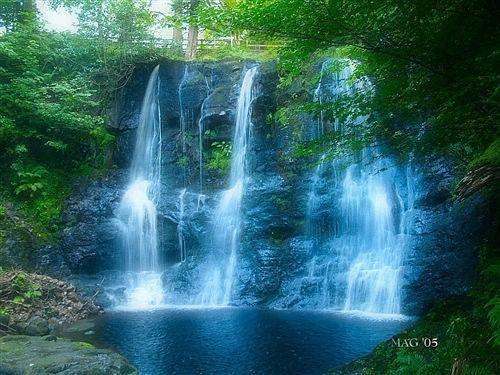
[0, 335, 137, 374]
[23, 315, 50, 336]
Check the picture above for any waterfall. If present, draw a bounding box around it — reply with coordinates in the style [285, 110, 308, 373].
[198, 83, 209, 193]
[177, 188, 187, 262]
[313, 61, 328, 137]
[178, 66, 190, 186]
[313, 60, 359, 137]
[178, 66, 188, 156]
[116, 65, 164, 309]
[302, 60, 413, 315]
[338, 152, 411, 315]
[199, 66, 259, 306]
[304, 152, 414, 315]
[198, 107, 205, 193]
[306, 154, 327, 242]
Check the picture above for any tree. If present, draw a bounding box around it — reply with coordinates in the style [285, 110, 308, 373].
[50, 0, 162, 101]
[170, 0, 184, 50]
[185, 0, 199, 59]
[0, 0, 36, 32]
[201, 0, 499, 168]
[51, 0, 155, 42]
[166, 0, 200, 59]
[0, 27, 113, 230]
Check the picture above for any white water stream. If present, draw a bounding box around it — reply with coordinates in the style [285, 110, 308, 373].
[116, 65, 164, 309]
[305, 60, 414, 315]
[198, 66, 259, 306]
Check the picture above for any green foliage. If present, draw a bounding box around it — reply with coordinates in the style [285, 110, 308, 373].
[0, 26, 109, 235]
[388, 352, 432, 375]
[197, 41, 277, 61]
[51, 0, 155, 41]
[470, 138, 500, 169]
[11, 272, 42, 304]
[462, 365, 494, 375]
[177, 155, 189, 167]
[205, 0, 499, 173]
[203, 129, 217, 138]
[0, 0, 36, 32]
[207, 141, 232, 172]
[12, 272, 27, 289]
[21, 172, 69, 235]
[0, 306, 9, 317]
[0, 1, 179, 238]
[13, 288, 42, 303]
[11, 163, 48, 198]
[486, 295, 500, 347]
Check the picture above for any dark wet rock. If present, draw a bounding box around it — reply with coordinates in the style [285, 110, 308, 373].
[55, 59, 248, 278]
[0, 335, 137, 374]
[109, 60, 185, 133]
[14, 59, 489, 317]
[23, 315, 50, 336]
[401, 179, 488, 315]
[31, 245, 71, 277]
[55, 172, 126, 274]
[66, 271, 126, 309]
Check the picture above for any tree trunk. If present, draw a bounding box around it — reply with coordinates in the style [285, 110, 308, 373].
[173, 27, 183, 51]
[185, 0, 199, 59]
[185, 24, 198, 59]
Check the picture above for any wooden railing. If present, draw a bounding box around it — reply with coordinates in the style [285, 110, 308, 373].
[151, 37, 281, 52]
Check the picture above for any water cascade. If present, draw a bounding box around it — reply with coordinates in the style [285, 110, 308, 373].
[306, 154, 327, 242]
[178, 66, 189, 160]
[338, 153, 413, 315]
[116, 65, 164, 309]
[313, 61, 328, 137]
[313, 59, 364, 136]
[177, 188, 187, 262]
[197, 79, 210, 193]
[302, 61, 414, 315]
[198, 66, 259, 306]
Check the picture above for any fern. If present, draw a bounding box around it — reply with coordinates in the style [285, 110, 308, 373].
[462, 364, 494, 375]
[389, 352, 432, 375]
[486, 297, 500, 347]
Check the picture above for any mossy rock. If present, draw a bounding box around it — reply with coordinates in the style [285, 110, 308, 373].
[0, 335, 138, 374]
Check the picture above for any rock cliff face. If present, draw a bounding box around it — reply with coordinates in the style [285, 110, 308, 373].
[30, 59, 488, 315]
[401, 159, 488, 314]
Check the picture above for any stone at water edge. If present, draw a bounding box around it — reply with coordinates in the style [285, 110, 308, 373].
[21, 315, 50, 336]
[0, 335, 138, 375]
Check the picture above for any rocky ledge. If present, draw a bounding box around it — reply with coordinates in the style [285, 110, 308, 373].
[0, 335, 137, 374]
[0, 271, 101, 336]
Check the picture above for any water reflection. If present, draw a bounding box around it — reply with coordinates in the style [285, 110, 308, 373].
[70, 308, 410, 375]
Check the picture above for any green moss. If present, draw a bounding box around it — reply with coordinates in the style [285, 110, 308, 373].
[470, 138, 500, 169]
[77, 342, 95, 349]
